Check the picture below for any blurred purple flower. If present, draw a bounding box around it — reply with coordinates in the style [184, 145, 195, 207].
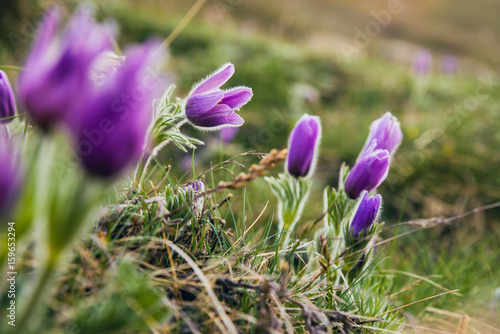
[0, 136, 23, 219]
[184, 63, 252, 130]
[413, 49, 432, 75]
[286, 114, 321, 178]
[0, 71, 16, 123]
[358, 112, 402, 161]
[345, 140, 389, 199]
[72, 41, 165, 178]
[18, 6, 115, 129]
[441, 55, 458, 74]
[219, 126, 239, 144]
[349, 191, 381, 237]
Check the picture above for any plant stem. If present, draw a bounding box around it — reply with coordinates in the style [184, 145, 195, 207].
[16, 258, 57, 334]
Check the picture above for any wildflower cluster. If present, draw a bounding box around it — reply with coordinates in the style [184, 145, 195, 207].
[266, 110, 402, 282]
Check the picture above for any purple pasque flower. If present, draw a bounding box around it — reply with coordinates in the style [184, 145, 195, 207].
[286, 114, 321, 178]
[345, 140, 389, 199]
[18, 6, 115, 129]
[441, 55, 458, 74]
[0, 70, 16, 123]
[358, 112, 402, 161]
[0, 135, 23, 219]
[349, 191, 381, 237]
[184, 63, 252, 130]
[72, 41, 165, 178]
[413, 49, 432, 75]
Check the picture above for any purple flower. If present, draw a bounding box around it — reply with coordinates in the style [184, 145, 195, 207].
[0, 70, 16, 123]
[345, 141, 389, 199]
[0, 137, 23, 219]
[349, 191, 381, 237]
[18, 6, 114, 129]
[441, 55, 458, 74]
[71, 41, 165, 178]
[219, 126, 239, 144]
[413, 49, 432, 75]
[184, 63, 252, 130]
[358, 112, 402, 161]
[286, 114, 321, 178]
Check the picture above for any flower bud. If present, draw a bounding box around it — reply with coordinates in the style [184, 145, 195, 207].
[0, 70, 16, 123]
[18, 6, 115, 129]
[358, 112, 402, 161]
[349, 191, 381, 237]
[72, 41, 165, 178]
[286, 114, 321, 178]
[345, 140, 389, 199]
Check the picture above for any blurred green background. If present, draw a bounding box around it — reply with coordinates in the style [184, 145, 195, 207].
[1, 0, 499, 331]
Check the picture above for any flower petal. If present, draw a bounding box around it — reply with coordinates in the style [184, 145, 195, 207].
[23, 6, 60, 71]
[185, 91, 224, 116]
[350, 192, 381, 237]
[345, 149, 390, 199]
[192, 63, 235, 95]
[220, 87, 253, 109]
[188, 104, 243, 129]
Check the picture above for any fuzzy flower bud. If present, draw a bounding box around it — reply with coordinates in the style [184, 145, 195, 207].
[286, 114, 321, 178]
[349, 191, 381, 238]
[345, 140, 389, 199]
[71, 41, 165, 178]
[18, 6, 115, 129]
[184, 63, 252, 130]
[358, 112, 402, 161]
